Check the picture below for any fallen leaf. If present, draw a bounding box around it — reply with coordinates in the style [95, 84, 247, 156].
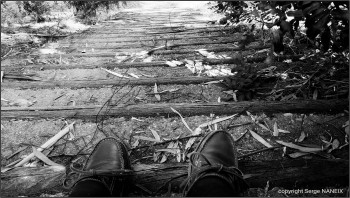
[203, 80, 223, 85]
[32, 147, 64, 167]
[156, 148, 179, 154]
[154, 83, 161, 101]
[128, 73, 140, 78]
[184, 138, 197, 152]
[276, 140, 322, 152]
[1, 124, 4, 130]
[197, 114, 237, 129]
[143, 56, 153, 62]
[101, 68, 130, 78]
[257, 123, 271, 132]
[278, 129, 290, 133]
[297, 131, 306, 142]
[289, 152, 310, 158]
[1, 71, 3, 83]
[283, 113, 293, 117]
[273, 122, 279, 136]
[132, 139, 140, 148]
[249, 130, 273, 148]
[9, 99, 35, 107]
[149, 128, 161, 141]
[166, 60, 183, 67]
[170, 107, 194, 134]
[131, 117, 144, 122]
[332, 139, 340, 150]
[160, 155, 167, 163]
[134, 135, 161, 142]
[153, 152, 161, 162]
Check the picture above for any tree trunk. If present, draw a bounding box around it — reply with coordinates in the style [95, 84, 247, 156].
[1, 99, 347, 120]
[1, 159, 348, 196]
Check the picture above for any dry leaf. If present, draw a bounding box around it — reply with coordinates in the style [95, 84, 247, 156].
[134, 135, 161, 142]
[203, 80, 223, 85]
[332, 139, 340, 150]
[153, 152, 160, 162]
[249, 130, 273, 148]
[1, 71, 3, 83]
[131, 117, 144, 122]
[154, 83, 161, 101]
[297, 131, 306, 142]
[128, 73, 139, 78]
[156, 148, 178, 154]
[166, 60, 183, 67]
[143, 56, 153, 62]
[149, 128, 161, 141]
[278, 129, 290, 133]
[170, 107, 194, 134]
[101, 68, 130, 78]
[197, 114, 237, 129]
[283, 113, 293, 117]
[10, 99, 35, 107]
[257, 123, 271, 132]
[276, 140, 322, 152]
[160, 155, 167, 163]
[132, 139, 140, 148]
[273, 122, 279, 136]
[289, 152, 310, 158]
[185, 137, 197, 151]
[32, 147, 64, 167]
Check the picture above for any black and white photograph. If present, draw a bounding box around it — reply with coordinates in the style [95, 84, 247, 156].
[1, 1, 349, 197]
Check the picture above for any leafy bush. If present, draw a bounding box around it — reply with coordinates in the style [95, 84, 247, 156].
[210, 1, 349, 53]
[65, 1, 127, 24]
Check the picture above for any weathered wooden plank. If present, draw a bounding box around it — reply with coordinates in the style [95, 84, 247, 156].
[58, 34, 235, 44]
[1, 99, 347, 120]
[59, 39, 241, 50]
[1, 76, 226, 89]
[1, 159, 348, 196]
[22, 45, 269, 58]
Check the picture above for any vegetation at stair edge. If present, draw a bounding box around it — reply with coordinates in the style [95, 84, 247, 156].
[210, 1, 349, 53]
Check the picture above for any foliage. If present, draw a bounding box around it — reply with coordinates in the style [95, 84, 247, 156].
[1, 1, 52, 24]
[65, 1, 126, 23]
[210, 1, 349, 53]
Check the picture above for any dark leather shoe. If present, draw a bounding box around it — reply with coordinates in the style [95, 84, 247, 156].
[65, 138, 133, 196]
[182, 130, 248, 196]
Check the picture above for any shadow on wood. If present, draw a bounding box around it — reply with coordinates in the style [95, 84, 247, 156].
[1, 159, 348, 196]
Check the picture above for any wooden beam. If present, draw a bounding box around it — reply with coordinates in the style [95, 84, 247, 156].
[1, 99, 347, 120]
[1, 159, 348, 196]
[1, 55, 302, 72]
[59, 39, 241, 50]
[23, 45, 269, 58]
[58, 34, 235, 44]
[1, 76, 226, 89]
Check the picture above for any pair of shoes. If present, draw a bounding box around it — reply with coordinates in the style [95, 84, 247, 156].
[66, 131, 248, 196]
[64, 138, 133, 196]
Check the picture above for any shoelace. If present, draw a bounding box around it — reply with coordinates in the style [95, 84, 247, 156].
[63, 161, 134, 189]
[181, 152, 247, 195]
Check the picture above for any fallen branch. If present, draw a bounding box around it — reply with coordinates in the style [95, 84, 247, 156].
[10, 122, 74, 169]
